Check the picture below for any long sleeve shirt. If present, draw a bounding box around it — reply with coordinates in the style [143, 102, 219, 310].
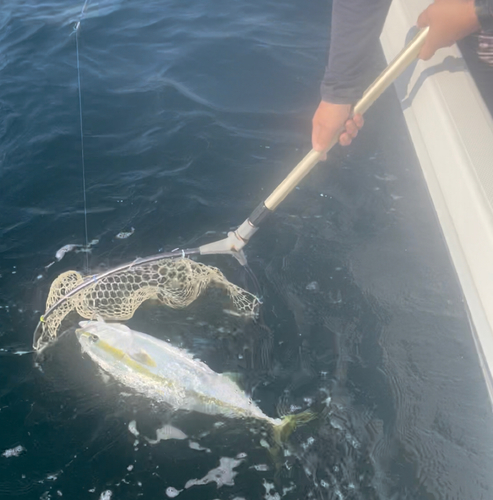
[321, 0, 392, 104]
[476, 0, 493, 31]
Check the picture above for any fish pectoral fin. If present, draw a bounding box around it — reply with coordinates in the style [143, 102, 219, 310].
[222, 372, 244, 389]
[128, 348, 157, 367]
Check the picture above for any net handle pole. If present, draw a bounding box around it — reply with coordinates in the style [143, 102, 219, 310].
[199, 27, 428, 260]
[265, 26, 428, 211]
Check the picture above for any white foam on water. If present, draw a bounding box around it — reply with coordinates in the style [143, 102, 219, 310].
[301, 436, 315, 450]
[99, 490, 112, 500]
[2, 445, 25, 457]
[259, 439, 270, 449]
[262, 479, 280, 500]
[115, 227, 135, 239]
[146, 425, 187, 444]
[305, 281, 319, 291]
[282, 484, 295, 495]
[251, 464, 269, 471]
[128, 420, 139, 437]
[184, 456, 243, 489]
[188, 441, 211, 453]
[165, 486, 182, 498]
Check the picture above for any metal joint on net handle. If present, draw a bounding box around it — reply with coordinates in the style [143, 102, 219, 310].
[199, 204, 273, 265]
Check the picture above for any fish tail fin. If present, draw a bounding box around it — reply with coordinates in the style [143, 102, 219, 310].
[272, 410, 316, 445]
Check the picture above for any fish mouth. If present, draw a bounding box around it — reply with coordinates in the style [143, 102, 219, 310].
[76, 321, 89, 338]
[75, 328, 85, 340]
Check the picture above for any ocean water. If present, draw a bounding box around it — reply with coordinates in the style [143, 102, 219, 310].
[1, 1, 493, 499]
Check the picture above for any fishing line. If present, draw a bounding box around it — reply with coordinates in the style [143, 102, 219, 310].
[74, 0, 90, 274]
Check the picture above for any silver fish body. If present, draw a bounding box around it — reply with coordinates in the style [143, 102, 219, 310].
[76, 320, 280, 425]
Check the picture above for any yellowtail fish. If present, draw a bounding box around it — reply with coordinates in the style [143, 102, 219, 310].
[76, 320, 313, 441]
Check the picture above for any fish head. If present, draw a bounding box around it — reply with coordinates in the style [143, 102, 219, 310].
[76, 320, 133, 360]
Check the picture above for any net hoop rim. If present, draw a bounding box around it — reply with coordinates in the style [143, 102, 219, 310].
[32, 248, 200, 350]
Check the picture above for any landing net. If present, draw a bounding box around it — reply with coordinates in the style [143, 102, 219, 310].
[34, 256, 260, 351]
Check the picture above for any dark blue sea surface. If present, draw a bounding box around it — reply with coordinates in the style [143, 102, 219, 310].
[1, 1, 493, 499]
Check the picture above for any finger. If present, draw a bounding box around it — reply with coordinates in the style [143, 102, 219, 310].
[416, 9, 431, 59]
[345, 119, 359, 138]
[418, 40, 434, 60]
[417, 10, 429, 29]
[353, 114, 364, 129]
[339, 132, 352, 147]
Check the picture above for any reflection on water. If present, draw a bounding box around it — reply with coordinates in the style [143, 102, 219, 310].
[1, 1, 493, 499]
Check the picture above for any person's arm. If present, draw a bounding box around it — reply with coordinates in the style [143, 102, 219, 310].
[313, 0, 392, 153]
[418, 0, 483, 60]
[321, 0, 393, 104]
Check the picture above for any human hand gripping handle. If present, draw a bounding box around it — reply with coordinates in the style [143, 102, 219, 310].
[312, 102, 364, 159]
[311, 27, 429, 161]
[417, 0, 481, 60]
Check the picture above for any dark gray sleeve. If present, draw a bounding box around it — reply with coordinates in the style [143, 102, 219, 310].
[321, 0, 392, 104]
[476, 0, 493, 32]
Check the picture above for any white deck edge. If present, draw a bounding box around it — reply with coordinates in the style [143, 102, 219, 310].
[381, 0, 493, 402]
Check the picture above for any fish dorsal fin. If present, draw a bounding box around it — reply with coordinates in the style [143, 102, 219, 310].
[109, 323, 131, 334]
[128, 348, 157, 367]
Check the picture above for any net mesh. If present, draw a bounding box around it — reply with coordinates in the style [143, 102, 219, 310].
[35, 258, 259, 351]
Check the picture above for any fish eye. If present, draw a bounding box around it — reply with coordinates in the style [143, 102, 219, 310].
[89, 334, 99, 343]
